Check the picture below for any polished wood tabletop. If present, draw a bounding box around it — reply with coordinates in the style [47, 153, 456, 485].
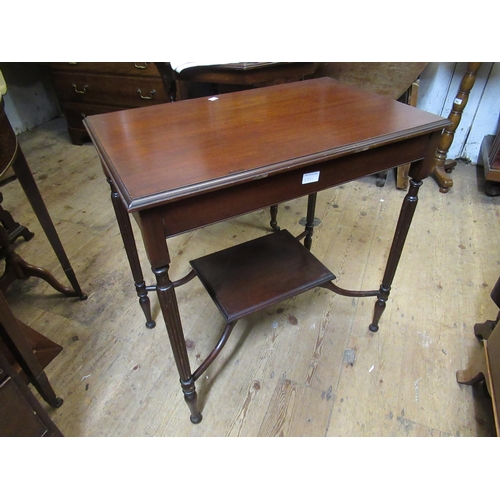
[85, 77, 448, 212]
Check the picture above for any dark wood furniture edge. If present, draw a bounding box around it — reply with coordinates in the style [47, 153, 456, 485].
[85, 118, 449, 213]
[0, 319, 62, 376]
[0, 290, 63, 408]
[0, 349, 63, 437]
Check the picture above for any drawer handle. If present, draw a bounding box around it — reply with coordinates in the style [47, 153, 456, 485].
[134, 63, 148, 69]
[72, 83, 88, 94]
[137, 88, 156, 100]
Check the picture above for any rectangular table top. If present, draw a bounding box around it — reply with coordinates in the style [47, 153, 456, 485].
[84, 77, 448, 212]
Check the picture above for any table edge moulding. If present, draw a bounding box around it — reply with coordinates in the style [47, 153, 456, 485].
[84, 77, 449, 424]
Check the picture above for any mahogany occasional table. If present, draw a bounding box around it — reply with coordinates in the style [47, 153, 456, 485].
[84, 78, 449, 423]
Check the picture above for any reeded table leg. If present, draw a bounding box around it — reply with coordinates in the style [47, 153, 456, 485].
[138, 209, 202, 423]
[370, 178, 423, 332]
[108, 179, 155, 329]
[153, 264, 202, 423]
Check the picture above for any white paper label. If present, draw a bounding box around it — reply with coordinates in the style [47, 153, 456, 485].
[302, 171, 320, 184]
[454, 97, 462, 105]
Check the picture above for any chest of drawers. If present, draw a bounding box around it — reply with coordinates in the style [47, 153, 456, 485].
[49, 63, 172, 144]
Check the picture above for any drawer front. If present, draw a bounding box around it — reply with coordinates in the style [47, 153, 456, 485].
[49, 62, 161, 77]
[51, 71, 170, 107]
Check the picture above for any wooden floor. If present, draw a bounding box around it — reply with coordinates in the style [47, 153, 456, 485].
[2, 116, 500, 437]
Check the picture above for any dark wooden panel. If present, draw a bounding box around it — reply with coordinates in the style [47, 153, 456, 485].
[0, 351, 63, 437]
[61, 102, 127, 128]
[49, 62, 160, 76]
[172, 62, 318, 84]
[190, 230, 335, 322]
[51, 71, 170, 108]
[0, 376, 49, 437]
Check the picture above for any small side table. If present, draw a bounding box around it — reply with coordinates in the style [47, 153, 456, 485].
[84, 77, 449, 423]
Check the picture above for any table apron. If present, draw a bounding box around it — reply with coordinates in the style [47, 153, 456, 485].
[139, 134, 431, 238]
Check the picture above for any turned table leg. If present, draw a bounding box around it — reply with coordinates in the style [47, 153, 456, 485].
[431, 62, 481, 193]
[138, 209, 202, 423]
[269, 205, 280, 231]
[107, 179, 155, 329]
[370, 178, 422, 332]
[304, 193, 318, 250]
[153, 264, 202, 423]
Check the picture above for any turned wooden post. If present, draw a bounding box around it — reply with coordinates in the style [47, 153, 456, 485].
[138, 209, 202, 424]
[432, 62, 482, 193]
[107, 178, 155, 329]
[370, 179, 422, 332]
[153, 264, 202, 424]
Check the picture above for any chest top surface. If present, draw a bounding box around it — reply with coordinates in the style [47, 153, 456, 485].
[84, 77, 448, 211]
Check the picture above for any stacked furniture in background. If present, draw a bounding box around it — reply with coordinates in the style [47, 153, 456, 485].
[48, 63, 173, 145]
[0, 85, 86, 437]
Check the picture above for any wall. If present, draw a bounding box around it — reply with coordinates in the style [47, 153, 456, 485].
[418, 62, 500, 163]
[0, 63, 60, 134]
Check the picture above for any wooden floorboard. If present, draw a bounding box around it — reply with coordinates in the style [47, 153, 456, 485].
[1, 116, 499, 437]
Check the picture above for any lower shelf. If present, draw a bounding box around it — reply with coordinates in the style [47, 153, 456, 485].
[190, 229, 336, 322]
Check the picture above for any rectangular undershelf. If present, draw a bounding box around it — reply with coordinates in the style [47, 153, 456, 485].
[190, 229, 336, 322]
